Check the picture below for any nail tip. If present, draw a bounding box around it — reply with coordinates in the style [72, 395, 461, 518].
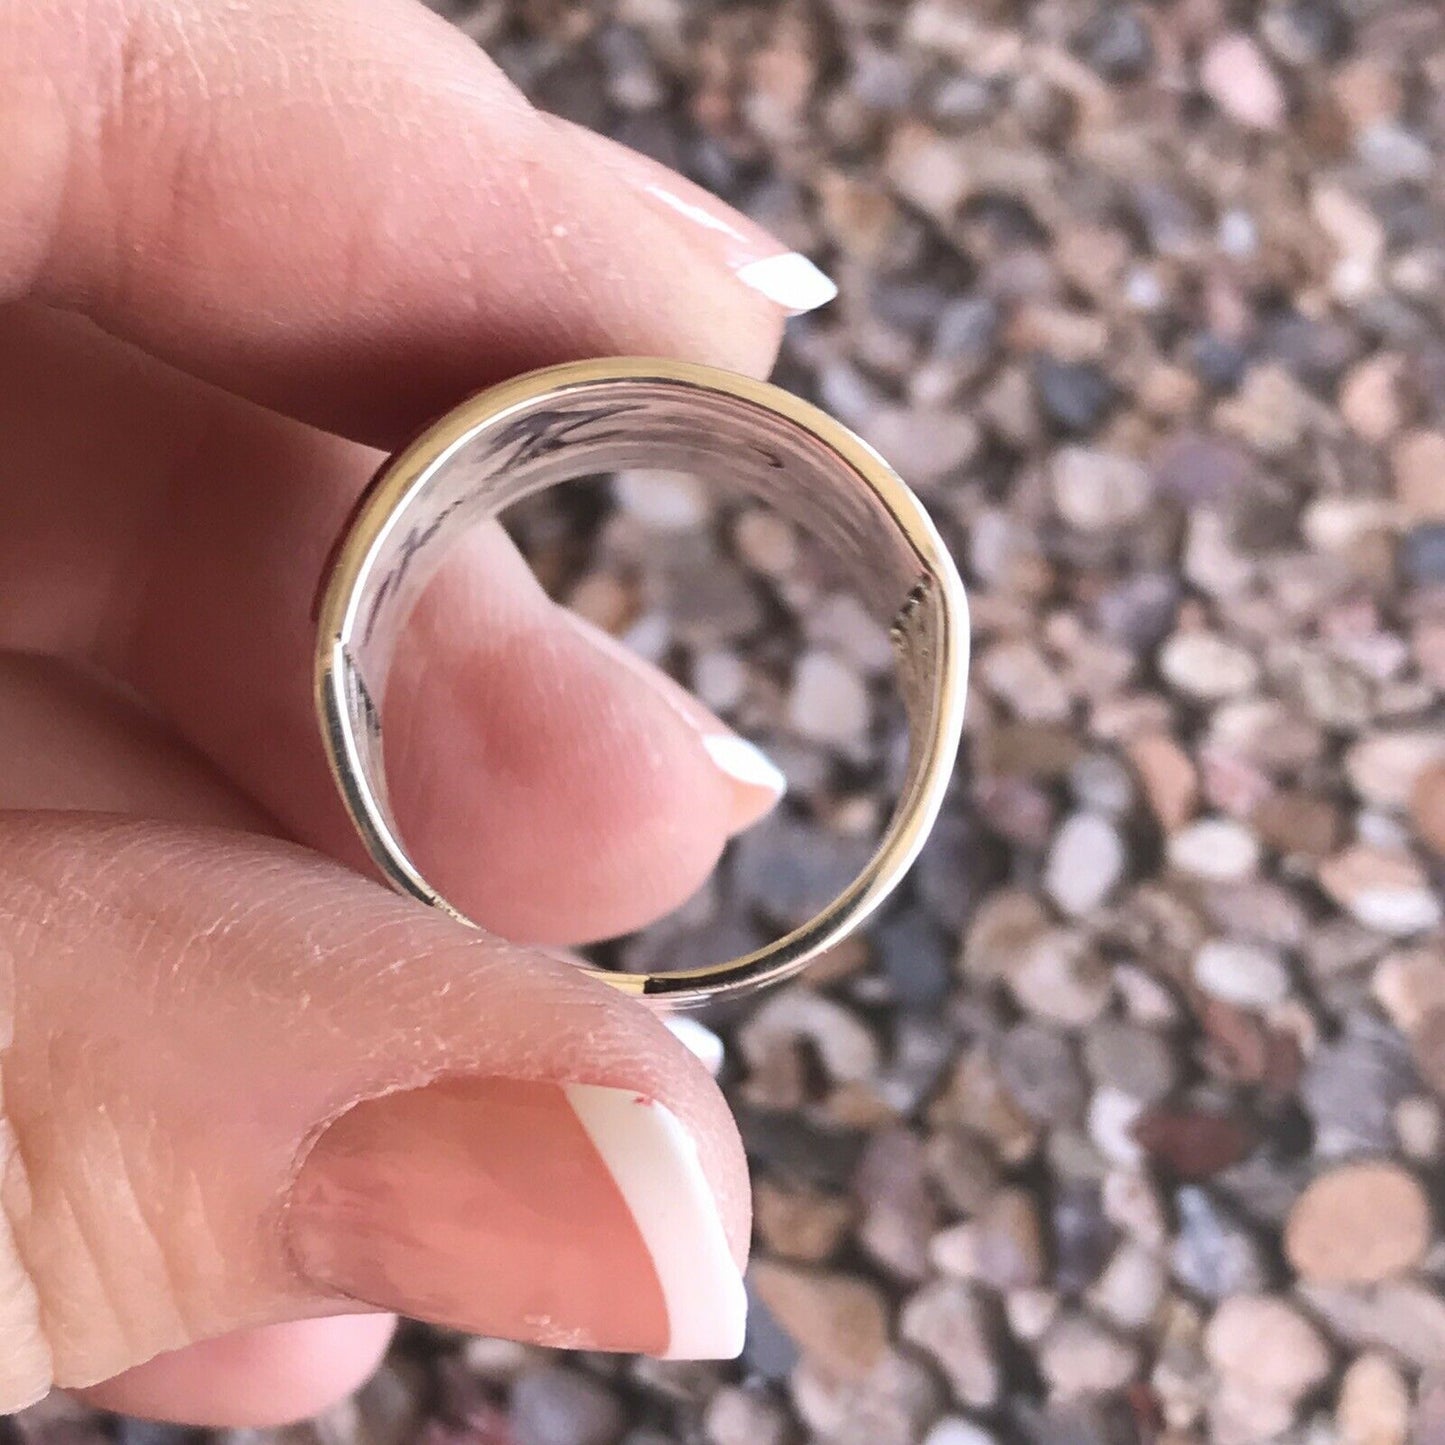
[563, 1084, 746, 1365]
[733, 252, 838, 315]
[703, 732, 788, 806]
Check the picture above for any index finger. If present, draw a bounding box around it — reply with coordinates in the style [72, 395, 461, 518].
[0, 0, 832, 445]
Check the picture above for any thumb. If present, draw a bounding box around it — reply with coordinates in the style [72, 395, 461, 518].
[0, 814, 748, 1409]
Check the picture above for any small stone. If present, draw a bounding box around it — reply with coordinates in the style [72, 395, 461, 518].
[1170, 1186, 1270, 1299]
[1340, 354, 1407, 444]
[509, 1368, 626, 1445]
[922, 1419, 998, 1445]
[1402, 525, 1445, 588]
[1037, 1313, 1141, 1399]
[1082, 1020, 1177, 1104]
[749, 1260, 890, 1380]
[926, 1130, 1004, 1216]
[791, 1349, 944, 1445]
[1035, 359, 1116, 434]
[979, 640, 1072, 722]
[740, 990, 879, 1086]
[1302, 1016, 1418, 1157]
[1392, 431, 1445, 524]
[788, 651, 871, 748]
[1413, 760, 1445, 859]
[702, 1390, 789, 1445]
[1336, 1353, 1410, 1445]
[1159, 631, 1259, 701]
[1151, 432, 1258, 506]
[1203, 1294, 1330, 1403]
[996, 1023, 1085, 1126]
[1193, 939, 1291, 1009]
[1200, 33, 1287, 130]
[1319, 846, 1443, 937]
[755, 1180, 854, 1264]
[1052, 1181, 1117, 1296]
[854, 1127, 938, 1281]
[1103, 1170, 1169, 1249]
[1088, 1086, 1145, 1167]
[1395, 1095, 1442, 1160]
[612, 469, 709, 531]
[1045, 813, 1127, 917]
[1078, 5, 1153, 79]
[972, 1187, 1046, 1290]
[1134, 1107, 1256, 1180]
[1252, 790, 1343, 859]
[862, 407, 980, 487]
[1088, 1241, 1167, 1330]
[1007, 929, 1114, 1029]
[1128, 733, 1198, 832]
[1051, 447, 1153, 532]
[1346, 732, 1445, 810]
[1284, 1161, 1431, 1285]
[1004, 1287, 1061, 1344]
[899, 1281, 1003, 1409]
[1167, 817, 1262, 882]
[1299, 1282, 1445, 1371]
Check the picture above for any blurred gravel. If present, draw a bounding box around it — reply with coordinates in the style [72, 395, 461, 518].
[18, 1, 1445, 1443]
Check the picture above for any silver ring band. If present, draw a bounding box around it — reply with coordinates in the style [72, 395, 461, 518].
[314, 358, 969, 1009]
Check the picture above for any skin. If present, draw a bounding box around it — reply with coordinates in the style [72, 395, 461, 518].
[0, 0, 799, 1424]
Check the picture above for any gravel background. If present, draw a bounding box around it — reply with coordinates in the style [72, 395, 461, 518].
[12, 1, 1445, 1443]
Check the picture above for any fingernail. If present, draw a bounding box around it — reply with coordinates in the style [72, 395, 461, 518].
[564, 611, 786, 834]
[551, 118, 836, 316]
[286, 1078, 746, 1360]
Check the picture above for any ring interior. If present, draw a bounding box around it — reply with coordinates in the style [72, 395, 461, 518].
[325, 374, 954, 1004]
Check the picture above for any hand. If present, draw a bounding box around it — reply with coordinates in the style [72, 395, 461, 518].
[0, 0, 835, 1425]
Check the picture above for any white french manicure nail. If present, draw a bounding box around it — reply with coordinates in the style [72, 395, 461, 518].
[702, 732, 788, 803]
[564, 1084, 748, 1359]
[733, 252, 839, 315]
[666, 1016, 726, 1077]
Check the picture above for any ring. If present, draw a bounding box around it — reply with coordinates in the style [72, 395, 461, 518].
[314, 358, 969, 1009]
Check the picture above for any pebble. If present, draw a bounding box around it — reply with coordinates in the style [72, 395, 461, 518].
[1051, 446, 1154, 532]
[960, 1187, 1046, 1290]
[854, 1127, 938, 1281]
[1346, 731, 1445, 810]
[612, 469, 709, 531]
[1052, 1181, 1117, 1296]
[1412, 760, 1445, 858]
[1336, 1353, 1411, 1445]
[1299, 1282, 1445, 1371]
[1088, 1086, 1146, 1167]
[899, 1281, 1003, 1409]
[1170, 1186, 1271, 1299]
[1082, 1019, 1177, 1103]
[1045, 813, 1128, 917]
[509, 1368, 626, 1445]
[1167, 817, 1262, 882]
[921, 1419, 998, 1445]
[1037, 1312, 1141, 1399]
[1007, 928, 1114, 1029]
[1035, 359, 1117, 433]
[1402, 524, 1445, 587]
[1318, 845, 1443, 937]
[1127, 733, 1198, 831]
[788, 651, 872, 748]
[1134, 1106, 1255, 1180]
[754, 1179, 854, 1264]
[749, 1260, 890, 1380]
[1203, 1294, 1331, 1403]
[1088, 1241, 1167, 1331]
[1284, 1161, 1432, 1285]
[1392, 430, 1445, 523]
[979, 639, 1073, 722]
[740, 990, 880, 1085]
[1302, 1016, 1419, 1157]
[704, 1388, 791, 1445]
[1200, 33, 1288, 130]
[791, 1349, 944, 1445]
[1158, 631, 1260, 701]
[1193, 938, 1292, 1010]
